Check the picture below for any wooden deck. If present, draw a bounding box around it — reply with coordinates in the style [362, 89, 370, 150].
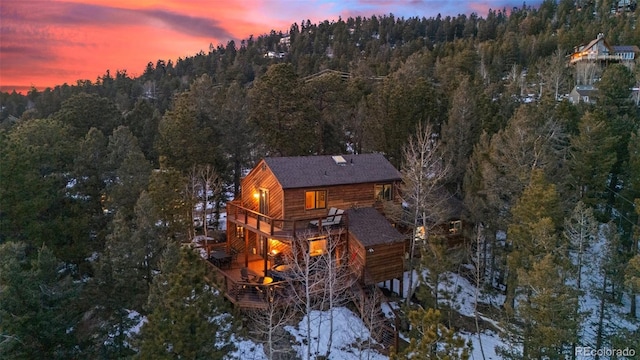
[205, 254, 288, 309]
[226, 201, 348, 241]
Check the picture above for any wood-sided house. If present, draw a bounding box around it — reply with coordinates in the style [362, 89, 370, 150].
[570, 33, 639, 65]
[210, 154, 408, 309]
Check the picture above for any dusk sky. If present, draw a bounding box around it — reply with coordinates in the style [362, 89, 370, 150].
[1, 0, 527, 94]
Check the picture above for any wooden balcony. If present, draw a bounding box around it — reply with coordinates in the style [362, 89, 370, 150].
[204, 250, 288, 310]
[226, 201, 348, 241]
[569, 53, 627, 64]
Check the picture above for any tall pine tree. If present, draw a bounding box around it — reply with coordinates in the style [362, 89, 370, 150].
[137, 247, 234, 359]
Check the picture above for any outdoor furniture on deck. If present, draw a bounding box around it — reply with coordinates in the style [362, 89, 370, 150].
[209, 251, 232, 269]
[269, 264, 293, 282]
[241, 267, 264, 283]
[309, 207, 337, 226]
[319, 209, 344, 227]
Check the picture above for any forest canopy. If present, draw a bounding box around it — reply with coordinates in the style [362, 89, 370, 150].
[1, 0, 640, 357]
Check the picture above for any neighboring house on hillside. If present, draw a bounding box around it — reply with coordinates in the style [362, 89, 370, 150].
[570, 33, 639, 65]
[202, 154, 412, 310]
[568, 85, 640, 106]
[613, 0, 637, 13]
[569, 85, 598, 104]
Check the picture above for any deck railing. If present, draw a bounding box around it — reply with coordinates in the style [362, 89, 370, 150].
[226, 201, 348, 239]
[205, 260, 285, 309]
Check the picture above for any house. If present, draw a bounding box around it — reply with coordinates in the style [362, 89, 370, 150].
[205, 154, 407, 309]
[569, 85, 598, 104]
[570, 33, 639, 65]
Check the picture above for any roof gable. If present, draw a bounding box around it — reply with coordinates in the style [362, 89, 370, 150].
[263, 154, 401, 189]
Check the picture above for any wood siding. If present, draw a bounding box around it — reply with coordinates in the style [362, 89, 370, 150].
[348, 234, 365, 279]
[365, 242, 405, 284]
[348, 232, 405, 285]
[283, 181, 399, 220]
[240, 160, 284, 219]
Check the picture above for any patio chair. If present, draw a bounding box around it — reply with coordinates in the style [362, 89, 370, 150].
[230, 248, 239, 262]
[240, 268, 253, 282]
[310, 207, 338, 226]
[241, 267, 262, 283]
[321, 209, 344, 227]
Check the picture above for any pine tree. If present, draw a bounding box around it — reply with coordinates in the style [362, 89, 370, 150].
[137, 247, 234, 359]
[391, 307, 470, 360]
[147, 165, 189, 242]
[105, 126, 151, 219]
[516, 254, 580, 359]
[53, 93, 123, 139]
[0, 243, 81, 359]
[568, 111, 618, 209]
[505, 169, 563, 309]
[248, 63, 314, 156]
[440, 76, 481, 193]
[82, 209, 150, 358]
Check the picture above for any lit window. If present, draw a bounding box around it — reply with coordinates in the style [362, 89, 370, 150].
[375, 184, 393, 201]
[309, 237, 327, 256]
[305, 190, 327, 210]
[449, 220, 462, 235]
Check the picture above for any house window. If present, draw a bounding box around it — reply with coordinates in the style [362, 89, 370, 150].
[309, 237, 327, 256]
[259, 189, 269, 215]
[305, 190, 327, 210]
[375, 184, 393, 201]
[449, 220, 462, 235]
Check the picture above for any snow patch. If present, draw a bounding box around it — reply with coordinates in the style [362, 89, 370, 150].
[285, 307, 387, 360]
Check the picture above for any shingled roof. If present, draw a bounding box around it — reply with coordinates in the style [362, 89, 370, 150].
[345, 207, 406, 247]
[263, 154, 401, 189]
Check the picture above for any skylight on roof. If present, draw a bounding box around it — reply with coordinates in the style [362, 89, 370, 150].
[332, 155, 347, 165]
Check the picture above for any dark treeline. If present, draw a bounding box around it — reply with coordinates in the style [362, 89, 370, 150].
[1, 0, 640, 358]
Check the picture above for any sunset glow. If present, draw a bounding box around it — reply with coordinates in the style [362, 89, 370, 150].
[0, 0, 526, 93]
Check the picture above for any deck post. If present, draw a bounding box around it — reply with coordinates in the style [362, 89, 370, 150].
[244, 229, 249, 268]
[263, 235, 269, 275]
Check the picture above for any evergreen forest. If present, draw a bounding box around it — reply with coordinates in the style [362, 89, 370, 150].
[1, 0, 640, 358]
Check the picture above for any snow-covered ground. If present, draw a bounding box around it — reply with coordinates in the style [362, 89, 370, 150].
[225, 336, 269, 360]
[575, 225, 639, 358]
[285, 307, 388, 360]
[464, 330, 503, 360]
[144, 223, 639, 359]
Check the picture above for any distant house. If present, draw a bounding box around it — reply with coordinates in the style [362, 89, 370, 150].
[612, 0, 637, 13]
[570, 33, 639, 65]
[567, 85, 640, 106]
[569, 85, 598, 104]
[279, 34, 290, 47]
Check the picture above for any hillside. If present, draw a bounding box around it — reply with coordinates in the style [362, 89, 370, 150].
[1, 1, 640, 358]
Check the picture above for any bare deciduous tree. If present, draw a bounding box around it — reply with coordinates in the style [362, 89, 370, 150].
[575, 62, 600, 85]
[539, 49, 568, 100]
[399, 122, 452, 305]
[282, 228, 354, 359]
[243, 300, 295, 360]
[198, 164, 224, 236]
